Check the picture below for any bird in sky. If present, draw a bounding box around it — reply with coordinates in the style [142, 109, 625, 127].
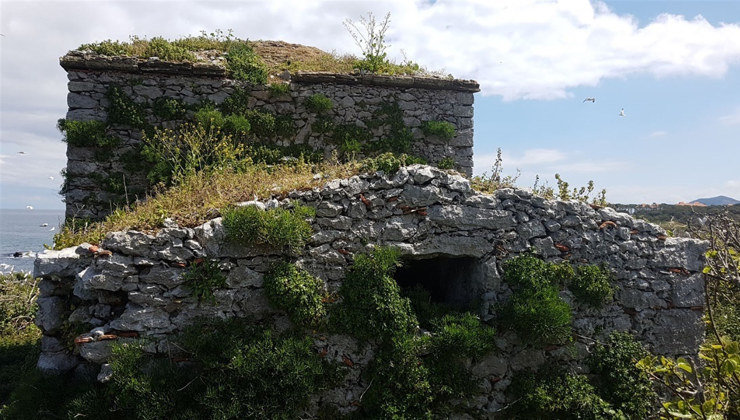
[619, 108, 626, 117]
[17, 151, 26, 155]
[583, 97, 595, 103]
[49, 227, 56, 231]
[26, 205, 33, 210]
[48, 176, 55, 181]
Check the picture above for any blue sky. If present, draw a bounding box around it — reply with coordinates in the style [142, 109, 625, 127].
[1, 0, 739, 209]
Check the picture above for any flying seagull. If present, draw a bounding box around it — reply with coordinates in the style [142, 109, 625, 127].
[583, 97, 595, 103]
[619, 108, 625, 117]
[17, 151, 26, 155]
[26, 205, 33, 210]
[48, 176, 55, 181]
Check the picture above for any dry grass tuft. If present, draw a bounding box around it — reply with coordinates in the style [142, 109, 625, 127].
[54, 161, 362, 249]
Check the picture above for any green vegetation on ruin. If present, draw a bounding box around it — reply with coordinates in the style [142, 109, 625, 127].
[75, 30, 434, 79]
[182, 259, 227, 302]
[264, 262, 326, 329]
[222, 203, 316, 254]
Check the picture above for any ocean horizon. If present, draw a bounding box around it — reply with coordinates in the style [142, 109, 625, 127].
[0, 208, 66, 274]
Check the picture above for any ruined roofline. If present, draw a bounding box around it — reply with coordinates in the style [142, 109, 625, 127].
[59, 51, 480, 93]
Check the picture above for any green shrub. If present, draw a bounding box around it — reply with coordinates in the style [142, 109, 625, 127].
[311, 115, 335, 134]
[225, 43, 268, 84]
[78, 39, 131, 56]
[421, 120, 456, 140]
[569, 265, 614, 308]
[57, 119, 120, 149]
[141, 124, 245, 186]
[502, 285, 573, 346]
[268, 83, 290, 96]
[437, 157, 456, 170]
[182, 259, 227, 302]
[331, 247, 417, 342]
[274, 114, 295, 138]
[331, 123, 371, 151]
[152, 97, 188, 120]
[265, 262, 326, 328]
[425, 313, 496, 401]
[219, 88, 251, 115]
[500, 255, 574, 346]
[106, 86, 148, 128]
[366, 102, 415, 154]
[48, 319, 338, 419]
[144, 37, 196, 61]
[362, 336, 434, 419]
[509, 367, 622, 419]
[244, 109, 276, 138]
[222, 203, 315, 253]
[588, 332, 656, 418]
[360, 152, 426, 174]
[193, 108, 225, 131]
[223, 114, 251, 137]
[502, 254, 552, 290]
[304, 93, 334, 113]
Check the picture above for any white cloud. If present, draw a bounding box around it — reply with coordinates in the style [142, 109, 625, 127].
[719, 107, 740, 125]
[474, 148, 566, 175]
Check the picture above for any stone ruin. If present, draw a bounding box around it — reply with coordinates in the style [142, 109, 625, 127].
[39, 42, 708, 415]
[35, 165, 707, 414]
[60, 47, 477, 221]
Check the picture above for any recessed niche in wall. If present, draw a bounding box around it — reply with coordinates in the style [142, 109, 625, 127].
[394, 256, 485, 309]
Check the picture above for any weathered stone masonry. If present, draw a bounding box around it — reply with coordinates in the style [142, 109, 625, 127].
[60, 51, 479, 221]
[35, 165, 707, 414]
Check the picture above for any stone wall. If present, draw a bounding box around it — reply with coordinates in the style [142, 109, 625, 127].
[34, 165, 707, 414]
[60, 51, 478, 221]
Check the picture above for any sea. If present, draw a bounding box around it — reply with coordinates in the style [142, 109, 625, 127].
[0, 209, 66, 274]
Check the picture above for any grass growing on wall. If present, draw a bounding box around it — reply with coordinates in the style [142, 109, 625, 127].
[53, 161, 363, 248]
[76, 32, 433, 78]
[222, 203, 316, 253]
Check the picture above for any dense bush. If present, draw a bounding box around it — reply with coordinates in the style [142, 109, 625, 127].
[509, 367, 623, 419]
[152, 97, 188, 120]
[421, 120, 456, 140]
[331, 247, 417, 342]
[222, 203, 315, 253]
[425, 313, 496, 401]
[333, 248, 496, 417]
[57, 119, 121, 149]
[265, 262, 326, 328]
[244, 109, 276, 138]
[181, 259, 227, 302]
[500, 255, 616, 345]
[588, 332, 656, 418]
[304, 93, 334, 113]
[225, 42, 268, 84]
[219, 88, 251, 115]
[502, 285, 573, 346]
[570, 264, 614, 308]
[500, 255, 574, 346]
